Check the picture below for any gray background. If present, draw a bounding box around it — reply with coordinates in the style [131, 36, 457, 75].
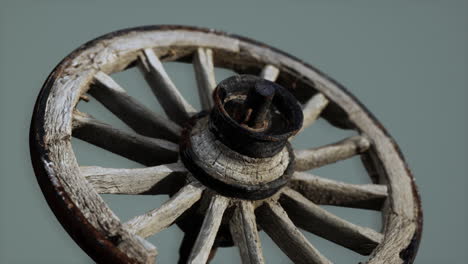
[1, 0, 467, 263]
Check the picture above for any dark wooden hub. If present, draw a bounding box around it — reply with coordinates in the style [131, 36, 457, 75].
[210, 75, 303, 158]
[180, 75, 303, 200]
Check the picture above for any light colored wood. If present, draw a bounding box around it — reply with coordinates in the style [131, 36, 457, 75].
[47, 141, 158, 263]
[289, 171, 387, 210]
[139, 48, 196, 125]
[40, 70, 157, 262]
[260, 64, 279, 81]
[125, 182, 205, 238]
[187, 195, 229, 264]
[80, 162, 187, 194]
[35, 28, 421, 263]
[190, 117, 289, 185]
[281, 188, 383, 255]
[193, 48, 216, 110]
[295, 135, 371, 171]
[367, 213, 417, 263]
[239, 37, 420, 263]
[72, 112, 178, 166]
[35, 30, 240, 263]
[229, 201, 265, 264]
[257, 201, 331, 264]
[300, 93, 329, 132]
[90, 71, 181, 142]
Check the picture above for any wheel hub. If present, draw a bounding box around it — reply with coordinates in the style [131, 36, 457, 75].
[180, 75, 303, 200]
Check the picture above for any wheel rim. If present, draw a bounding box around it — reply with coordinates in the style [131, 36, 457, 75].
[29, 25, 422, 264]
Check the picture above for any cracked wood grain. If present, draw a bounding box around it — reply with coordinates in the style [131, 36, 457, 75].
[125, 182, 205, 238]
[72, 112, 178, 166]
[229, 201, 265, 264]
[289, 171, 387, 210]
[193, 48, 216, 110]
[80, 162, 187, 194]
[280, 188, 383, 255]
[33, 27, 421, 264]
[295, 135, 371, 171]
[187, 195, 229, 264]
[256, 201, 331, 264]
[89, 71, 181, 142]
[139, 48, 196, 125]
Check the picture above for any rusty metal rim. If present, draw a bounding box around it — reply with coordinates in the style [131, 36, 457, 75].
[29, 24, 422, 263]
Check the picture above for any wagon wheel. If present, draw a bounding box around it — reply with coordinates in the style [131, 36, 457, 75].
[30, 25, 422, 264]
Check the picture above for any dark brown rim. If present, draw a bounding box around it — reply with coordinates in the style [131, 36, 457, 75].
[29, 24, 422, 263]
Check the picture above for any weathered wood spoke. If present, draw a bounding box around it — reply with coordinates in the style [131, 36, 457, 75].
[289, 172, 387, 210]
[295, 135, 371, 171]
[299, 93, 329, 133]
[125, 182, 205, 238]
[187, 195, 229, 264]
[260, 64, 279, 82]
[139, 48, 196, 125]
[280, 188, 384, 255]
[89, 71, 181, 142]
[193, 48, 216, 111]
[256, 201, 331, 264]
[72, 112, 178, 166]
[80, 162, 188, 195]
[230, 201, 265, 264]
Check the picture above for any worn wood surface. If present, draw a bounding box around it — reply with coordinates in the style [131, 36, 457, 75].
[187, 195, 229, 264]
[300, 93, 329, 132]
[89, 71, 181, 142]
[229, 201, 265, 264]
[125, 182, 205, 238]
[193, 48, 216, 110]
[80, 162, 187, 194]
[289, 172, 387, 210]
[139, 48, 196, 125]
[280, 188, 383, 255]
[257, 201, 331, 264]
[32, 26, 421, 264]
[260, 65, 279, 82]
[72, 112, 178, 166]
[190, 117, 289, 185]
[295, 135, 371, 171]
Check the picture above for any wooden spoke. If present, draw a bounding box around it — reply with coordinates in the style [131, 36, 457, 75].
[295, 135, 371, 171]
[299, 93, 329, 133]
[80, 162, 188, 195]
[187, 195, 229, 264]
[139, 48, 196, 125]
[72, 112, 178, 166]
[260, 64, 279, 82]
[89, 71, 181, 142]
[125, 182, 205, 238]
[280, 188, 383, 255]
[193, 48, 216, 111]
[289, 172, 387, 210]
[256, 201, 331, 264]
[229, 201, 265, 264]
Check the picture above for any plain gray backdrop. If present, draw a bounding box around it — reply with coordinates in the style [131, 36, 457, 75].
[1, 0, 467, 263]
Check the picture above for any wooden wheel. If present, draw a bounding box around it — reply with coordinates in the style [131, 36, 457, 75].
[29, 25, 422, 264]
